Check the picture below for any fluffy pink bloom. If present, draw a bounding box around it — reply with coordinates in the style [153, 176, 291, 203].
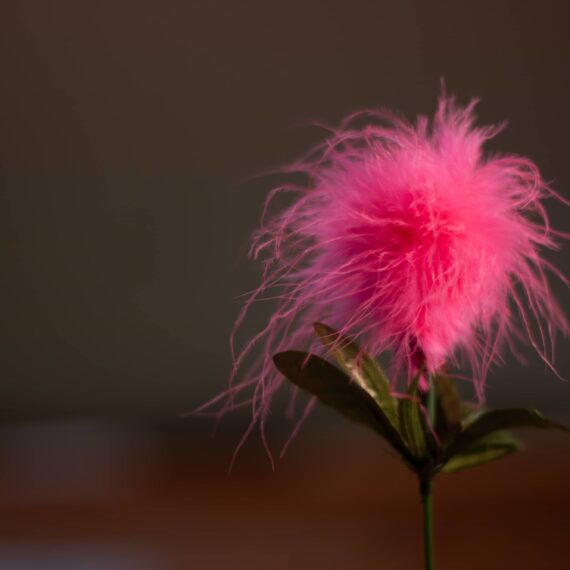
[204, 94, 568, 460]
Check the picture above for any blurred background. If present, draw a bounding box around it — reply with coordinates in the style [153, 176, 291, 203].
[2, 0, 570, 568]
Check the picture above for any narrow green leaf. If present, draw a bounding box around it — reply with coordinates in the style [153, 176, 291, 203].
[398, 373, 428, 460]
[446, 408, 570, 459]
[433, 374, 462, 441]
[273, 351, 415, 465]
[313, 322, 399, 430]
[443, 431, 522, 473]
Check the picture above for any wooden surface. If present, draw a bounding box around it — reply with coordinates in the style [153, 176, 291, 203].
[0, 423, 568, 569]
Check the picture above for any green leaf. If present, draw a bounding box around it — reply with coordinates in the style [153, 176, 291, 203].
[273, 351, 415, 465]
[398, 373, 429, 461]
[446, 408, 570, 459]
[443, 431, 522, 473]
[433, 374, 462, 441]
[313, 322, 399, 430]
[461, 406, 483, 429]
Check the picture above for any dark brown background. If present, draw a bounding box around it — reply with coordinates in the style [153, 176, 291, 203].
[1, 1, 569, 568]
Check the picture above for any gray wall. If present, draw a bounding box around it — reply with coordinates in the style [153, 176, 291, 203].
[2, 0, 570, 421]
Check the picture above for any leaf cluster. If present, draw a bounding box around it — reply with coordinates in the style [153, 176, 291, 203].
[273, 323, 569, 478]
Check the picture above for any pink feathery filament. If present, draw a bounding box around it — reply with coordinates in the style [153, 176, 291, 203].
[205, 93, 568, 460]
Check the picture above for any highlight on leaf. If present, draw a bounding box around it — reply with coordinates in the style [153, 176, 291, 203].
[442, 431, 522, 473]
[397, 372, 439, 463]
[398, 377, 428, 460]
[313, 322, 399, 432]
[272, 351, 415, 466]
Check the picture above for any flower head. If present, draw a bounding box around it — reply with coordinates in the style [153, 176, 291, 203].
[208, 94, 568, 458]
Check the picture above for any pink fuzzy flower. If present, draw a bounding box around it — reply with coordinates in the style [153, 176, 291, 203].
[205, 94, 568, 461]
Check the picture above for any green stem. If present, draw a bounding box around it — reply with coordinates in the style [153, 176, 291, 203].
[421, 477, 434, 570]
[421, 379, 437, 570]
